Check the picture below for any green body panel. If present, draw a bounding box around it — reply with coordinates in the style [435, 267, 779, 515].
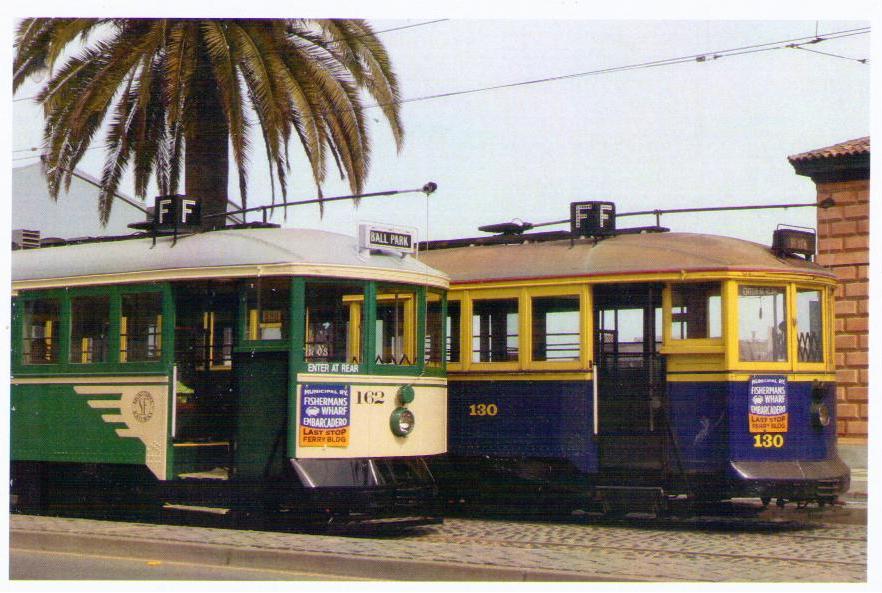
[11, 283, 175, 476]
[11, 383, 145, 464]
[234, 351, 289, 479]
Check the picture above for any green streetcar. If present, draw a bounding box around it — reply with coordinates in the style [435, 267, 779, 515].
[11, 223, 449, 529]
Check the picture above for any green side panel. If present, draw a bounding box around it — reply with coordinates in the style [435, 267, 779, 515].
[234, 351, 289, 480]
[362, 282, 378, 373]
[11, 384, 145, 464]
[288, 277, 306, 458]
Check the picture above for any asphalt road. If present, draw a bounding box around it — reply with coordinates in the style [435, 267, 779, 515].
[11, 548, 365, 580]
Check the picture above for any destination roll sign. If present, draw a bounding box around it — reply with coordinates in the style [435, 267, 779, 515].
[153, 195, 201, 231]
[772, 228, 816, 259]
[358, 223, 416, 256]
[570, 201, 616, 237]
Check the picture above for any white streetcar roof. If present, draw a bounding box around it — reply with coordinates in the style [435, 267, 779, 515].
[12, 227, 449, 290]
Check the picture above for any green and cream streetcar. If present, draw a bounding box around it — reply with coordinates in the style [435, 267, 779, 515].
[11, 222, 449, 529]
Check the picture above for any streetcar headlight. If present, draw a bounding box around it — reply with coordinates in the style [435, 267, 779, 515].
[390, 407, 415, 437]
[811, 402, 831, 428]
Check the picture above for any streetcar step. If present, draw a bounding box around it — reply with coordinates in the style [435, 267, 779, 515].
[177, 467, 230, 480]
[162, 503, 231, 515]
[596, 486, 667, 514]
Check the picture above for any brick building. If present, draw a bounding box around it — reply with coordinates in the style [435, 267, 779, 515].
[788, 137, 870, 439]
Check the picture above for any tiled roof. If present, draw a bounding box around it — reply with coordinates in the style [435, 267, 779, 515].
[788, 137, 870, 162]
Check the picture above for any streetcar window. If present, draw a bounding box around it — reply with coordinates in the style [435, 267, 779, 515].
[305, 282, 363, 364]
[532, 295, 580, 361]
[598, 307, 645, 352]
[376, 286, 417, 365]
[446, 300, 461, 364]
[425, 291, 444, 367]
[120, 292, 163, 362]
[472, 298, 519, 363]
[245, 278, 289, 341]
[22, 298, 60, 364]
[670, 283, 721, 340]
[796, 288, 824, 362]
[738, 285, 787, 362]
[70, 295, 111, 363]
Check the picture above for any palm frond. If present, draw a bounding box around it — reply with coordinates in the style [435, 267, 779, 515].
[15, 16, 404, 225]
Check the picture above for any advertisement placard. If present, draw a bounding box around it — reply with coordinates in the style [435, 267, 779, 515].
[748, 375, 788, 433]
[299, 384, 351, 447]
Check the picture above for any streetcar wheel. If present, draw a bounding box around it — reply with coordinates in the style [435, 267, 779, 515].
[761, 497, 771, 508]
[10, 463, 46, 514]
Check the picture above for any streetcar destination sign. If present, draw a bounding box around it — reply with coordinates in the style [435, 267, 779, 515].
[358, 223, 416, 255]
[153, 194, 201, 230]
[570, 201, 616, 236]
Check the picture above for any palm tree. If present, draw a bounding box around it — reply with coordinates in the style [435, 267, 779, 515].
[13, 18, 404, 229]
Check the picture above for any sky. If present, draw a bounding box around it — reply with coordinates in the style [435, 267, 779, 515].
[8, 9, 874, 248]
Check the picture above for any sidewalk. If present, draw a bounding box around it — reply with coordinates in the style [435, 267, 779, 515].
[9, 514, 639, 581]
[840, 440, 868, 501]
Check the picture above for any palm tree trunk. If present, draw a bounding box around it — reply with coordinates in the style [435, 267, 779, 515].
[185, 46, 229, 231]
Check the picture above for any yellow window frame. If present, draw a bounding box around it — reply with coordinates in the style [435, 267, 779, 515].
[791, 282, 831, 373]
[374, 289, 418, 365]
[347, 300, 362, 363]
[465, 287, 524, 372]
[524, 284, 590, 371]
[726, 279, 792, 372]
[660, 281, 725, 355]
[446, 296, 464, 371]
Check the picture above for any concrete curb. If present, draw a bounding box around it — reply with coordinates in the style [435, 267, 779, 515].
[10, 529, 649, 582]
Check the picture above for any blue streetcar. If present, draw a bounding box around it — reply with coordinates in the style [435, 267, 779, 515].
[420, 203, 849, 513]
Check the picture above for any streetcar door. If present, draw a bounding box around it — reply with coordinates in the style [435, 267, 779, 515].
[171, 281, 240, 477]
[592, 283, 667, 474]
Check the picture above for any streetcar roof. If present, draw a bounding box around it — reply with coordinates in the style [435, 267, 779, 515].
[12, 227, 449, 290]
[419, 232, 835, 283]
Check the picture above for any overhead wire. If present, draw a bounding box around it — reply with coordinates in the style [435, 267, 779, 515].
[788, 45, 869, 64]
[12, 25, 870, 159]
[387, 27, 869, 109]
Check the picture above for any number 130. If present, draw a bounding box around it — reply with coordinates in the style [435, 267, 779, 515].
[469, 403, 498, 416]
[753, 434, 784, 448]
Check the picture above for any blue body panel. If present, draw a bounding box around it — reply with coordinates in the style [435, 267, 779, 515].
[666, 381, 729, 473]
[448, 380, 597, 473]
[449, 377, 839, 482]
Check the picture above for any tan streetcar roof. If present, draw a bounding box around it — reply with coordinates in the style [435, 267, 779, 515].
[419, 232, 834, 284]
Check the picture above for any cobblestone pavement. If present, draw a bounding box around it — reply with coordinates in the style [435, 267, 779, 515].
[10, 512, 866, 582]
[414, 517, 866, 581]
